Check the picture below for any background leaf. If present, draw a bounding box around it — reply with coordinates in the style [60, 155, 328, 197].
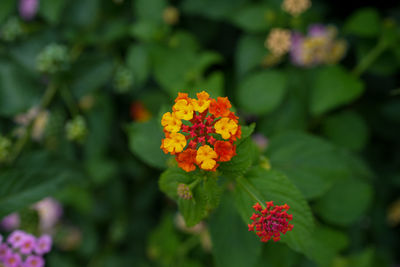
[267, 132, 350, 199]
[209, 191, 262, 267]
[0, 152, 82, 217]
[314, 177, 373, 226]
[344, 8, 381, 37]
[310, 66, 364, 116]
[237, 70, 287, 115]
[127, 119, 169, 169]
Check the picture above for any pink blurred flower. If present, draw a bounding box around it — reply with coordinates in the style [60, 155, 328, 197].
[19, 234, 36, 255]
[34, 235, 52, 255]
[19, 0, 39, 21]
[7, 230, 26, 249]
[0, 243, 11, 261]
[34, 197, 63, 232]
[23, 255, 45, 267]
[1, 213, 21, 231]
[0, 234, 2, 244]
[4, 252, 22, 267]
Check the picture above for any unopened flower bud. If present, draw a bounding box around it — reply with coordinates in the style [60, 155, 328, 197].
[66, 116, 87, 143]
[0, 17, 23, 42]
[177, 183, 193, 200]
[114, 66, 134, 93]
[36, 43, 69, 74]
[163, 6, 180, 25]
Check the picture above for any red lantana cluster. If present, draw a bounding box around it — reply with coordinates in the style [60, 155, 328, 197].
[248, 201, 294, 242]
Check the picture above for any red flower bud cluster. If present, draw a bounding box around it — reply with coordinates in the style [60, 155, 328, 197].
[248, 201, 293, 242]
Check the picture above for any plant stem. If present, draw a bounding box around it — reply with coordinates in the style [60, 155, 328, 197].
[60, 85, 79, 117]
[352, 38, 388, 77]
[8, 82, 58, 164]
[189, 176, 202, 190]
[236, 176, 265, 209]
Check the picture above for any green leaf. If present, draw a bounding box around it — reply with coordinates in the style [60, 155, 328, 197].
[127, 119, 169, 169]
[314, 177, 373, 226]
[237, 70, 287, 115]
[233, 168, 314, 259]
[191, 71, 224, 98]
[239, 123, 256, 143]
[159, 167, 197, 200]
[39, 0, 67, 24]
[229, 4, 270, 33]
[126, 44, 150, 86]
[70, 53, 114, 98]
[159, 167, 222, 226]
[147, 213, 180, 265]
[258, 96, 308, 136]
[182, 0, 247, 20]
[177, 188, 208, 227]
[313, 225, 349, 253]
[0, 152, 82, 217]
[322, 111, 369, 151]
[235, 35, 266, 77]
[219, 137, 259, 179]
[133, 0, 166, 22]
[344, 8, 381, 37]
[0, 59, 42, 116]
[200, 177, 222, 211]
[63, 0, 100, 28]
[267, 132, 350, 199]
[152, 42, 221, 97]
[209, 192, 262, 267]
[0, 0, 15, 24]
[310, 66, 364, 116]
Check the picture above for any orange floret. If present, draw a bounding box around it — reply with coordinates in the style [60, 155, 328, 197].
[214, 141, 236, 162]
[209, 97, 232, 117]
[176, 149, 197, 172]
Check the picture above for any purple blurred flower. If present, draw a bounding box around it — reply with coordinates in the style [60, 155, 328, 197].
[1, 213, 21, 231]
[3, 252, 22, 267]
[308, 24, 327, 37]
[19, 234, 36, 255]
[34, 235, 52, 255]
[0, 243, 11, 260]
[252, 133, 269, 152]
[0, 234, 2, 244]
[19, 0, 39, 21]
[23, 255, 45, 267]
[34, 197, 63, 232]
[7, 230, 26, 249]
[290, 32, 305, 66]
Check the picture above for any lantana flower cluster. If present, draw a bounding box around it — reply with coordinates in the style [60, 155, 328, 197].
[290, 24, 347, 67]
[248, 201, 294, 242]
[0, 230, 52, 267]
[161, 91, 241, 172]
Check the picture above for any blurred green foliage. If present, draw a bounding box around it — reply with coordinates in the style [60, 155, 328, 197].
[0, 0, 399, 266]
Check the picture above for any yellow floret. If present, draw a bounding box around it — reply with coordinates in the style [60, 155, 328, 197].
[173, 99, 194, 120]
[161, 133, 187, 153]
[161, 112, 182, 133]
[214, 118, 238, 139]
[196, 145, 217, 170]
[191, 91, 211, 113]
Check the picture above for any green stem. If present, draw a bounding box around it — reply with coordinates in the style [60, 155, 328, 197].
[236, 176, 266, 209]
[352, 38, 388, 77]
[8, 82, 58, 163]
[189, 177, 202, 190]
[60, 86, 79, 117]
